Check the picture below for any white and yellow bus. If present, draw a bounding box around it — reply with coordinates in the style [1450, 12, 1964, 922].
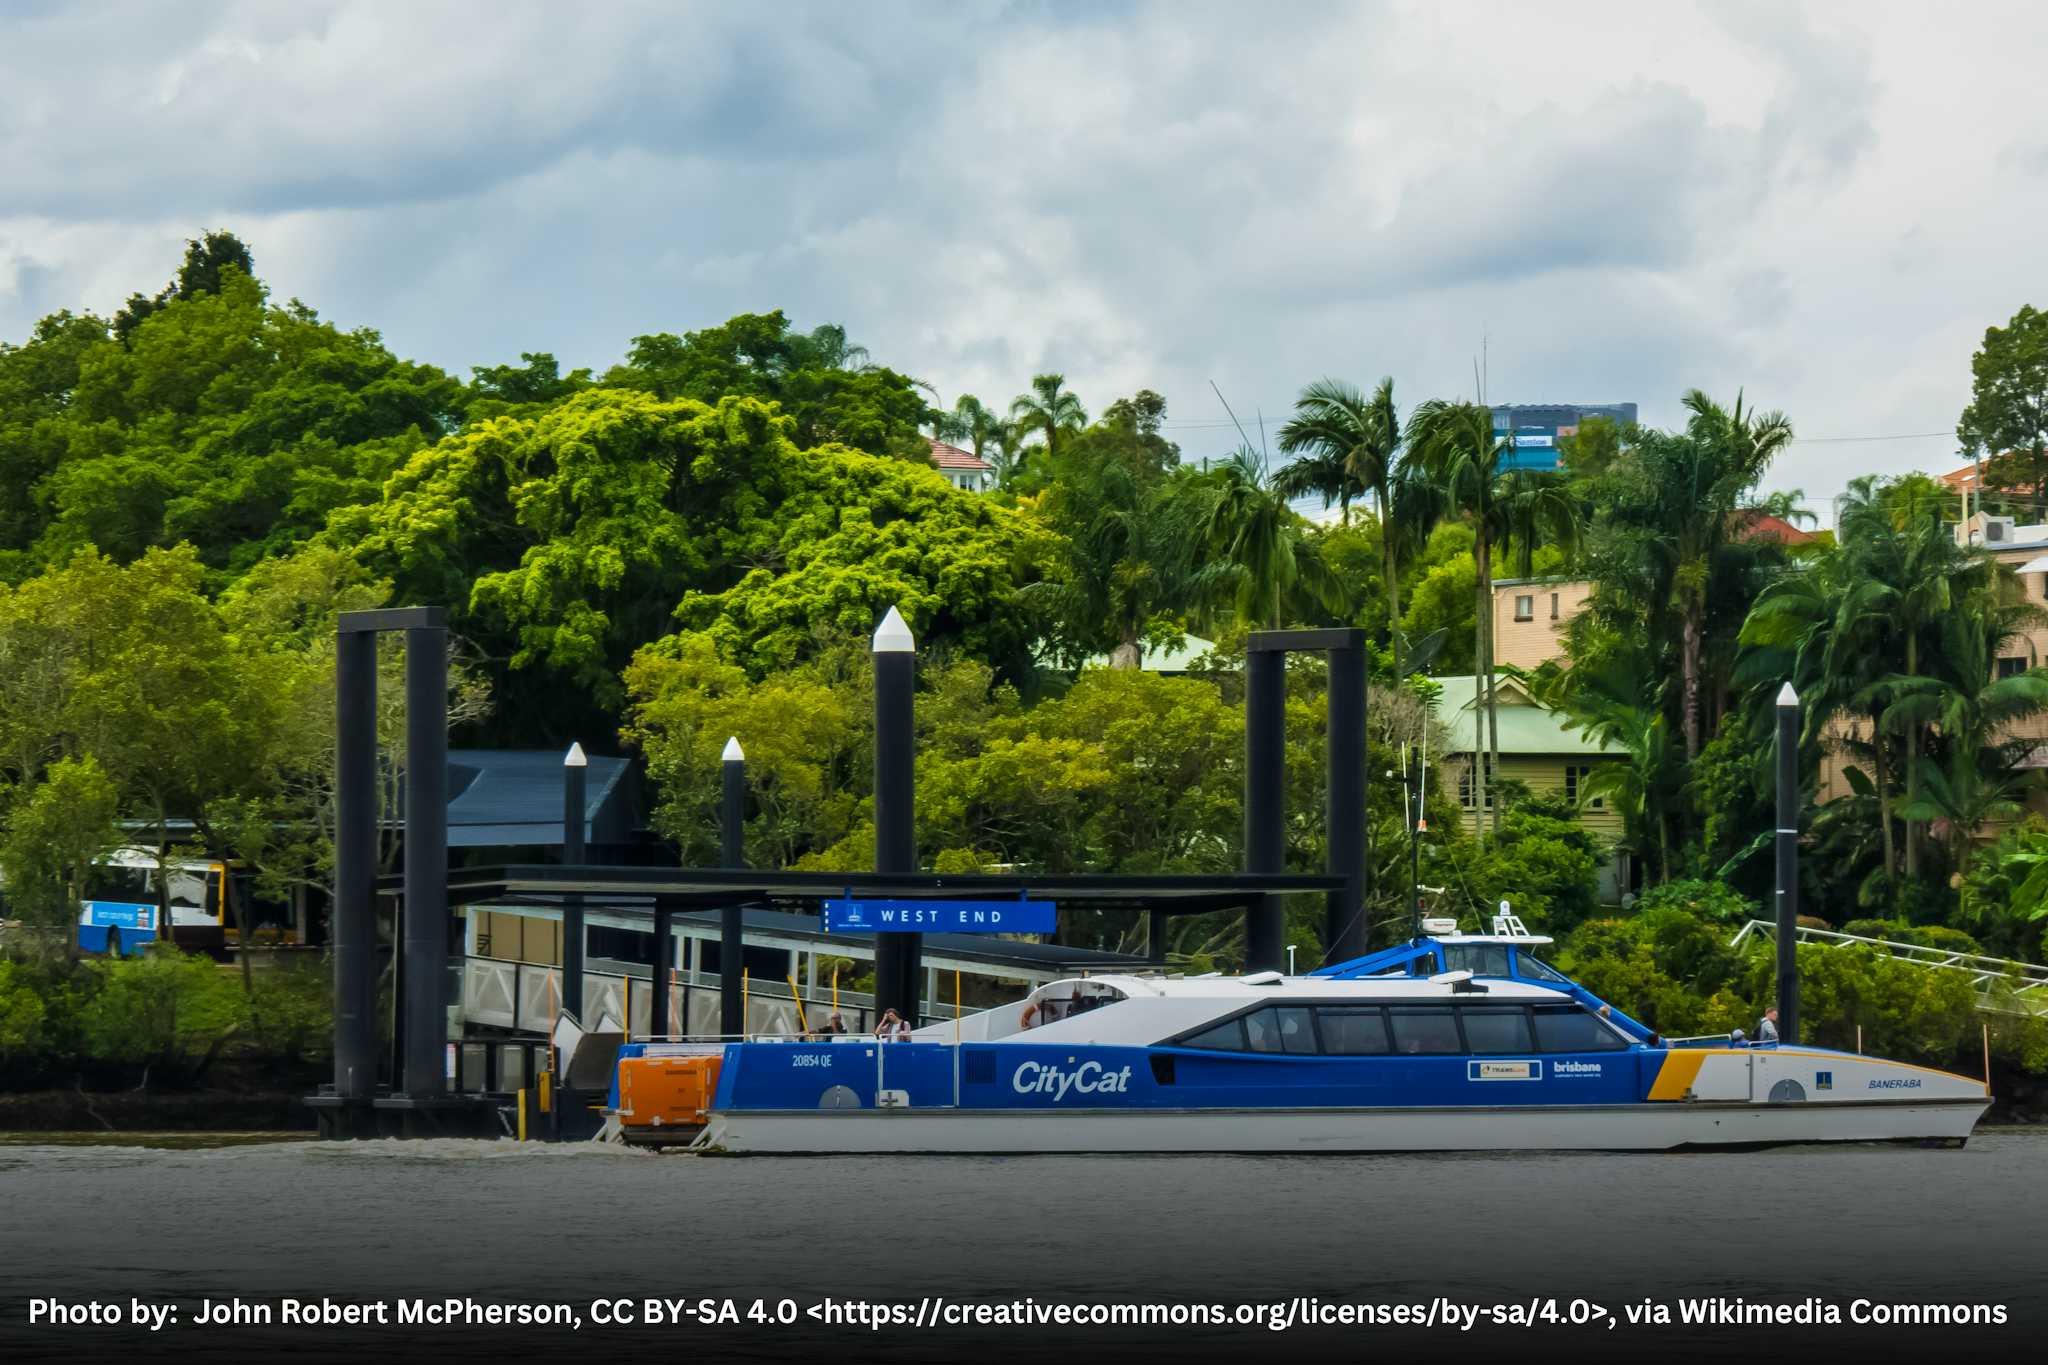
[78, 847, 301, 957]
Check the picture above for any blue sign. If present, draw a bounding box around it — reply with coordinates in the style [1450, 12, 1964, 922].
[823, 898, 1057, 934]
[81, 901, 155, 930]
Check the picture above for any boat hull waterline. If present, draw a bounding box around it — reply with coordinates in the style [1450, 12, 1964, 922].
[700, 1099, 1988, 1154]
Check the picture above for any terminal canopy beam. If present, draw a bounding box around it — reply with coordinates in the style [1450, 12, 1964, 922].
[414, 865, 1342, 914]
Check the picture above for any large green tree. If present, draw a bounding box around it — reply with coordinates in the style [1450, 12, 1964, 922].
[1957, 304, 2048, 500]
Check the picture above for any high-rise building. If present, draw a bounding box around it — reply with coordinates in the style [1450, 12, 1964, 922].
[1489, 402, 1638, 472]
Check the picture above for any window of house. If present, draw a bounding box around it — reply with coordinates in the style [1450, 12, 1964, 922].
[1550, 592, 1560, 620]
[1563, 764, 1603, 809]
[1998, 656, 2028, 680]
[1457, 757, 1496, 809]
[1513, 594, 1535, 621]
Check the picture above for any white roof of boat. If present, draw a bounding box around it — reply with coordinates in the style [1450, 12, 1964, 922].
[1053, 974, 1568, 1001]
[1432, 933, 1555, 945]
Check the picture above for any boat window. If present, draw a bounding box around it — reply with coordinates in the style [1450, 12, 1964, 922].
[1532, 1004, 1629, 1052]
[1514, 953, 1569, 983]
[1443, 943, 1513, 977]
[1177, 1017, 1247, 1051]
[1274, 1007, 1317, 1055]
[1387, 1006, 1462, 1054]
[1244, 1008, 1286, 1053]
[1317, 1007, 1391, 1055]
[1459, 1005, 1534, 1054]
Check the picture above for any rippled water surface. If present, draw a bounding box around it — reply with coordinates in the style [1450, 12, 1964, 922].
[2, 1128, 2041, 1362]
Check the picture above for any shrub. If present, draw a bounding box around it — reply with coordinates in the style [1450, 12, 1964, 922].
[1635, 878, 1759, 926]
[1839, 920, 1983, 955]
[78, 952, 245, 1079]
[0, 959, 49, 1065]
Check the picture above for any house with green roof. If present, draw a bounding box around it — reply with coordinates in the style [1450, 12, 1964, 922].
[1428, 673, 1624, 852]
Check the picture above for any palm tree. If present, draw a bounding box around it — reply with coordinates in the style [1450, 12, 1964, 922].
[1028, 457, 1198, 668]
[1885, 592, 2048, 880]
[1494, 465, 1581, 578]
[1404, 399, 1518, 835]
[1530, 655, 1682, 885]
[1663, 389, 1794, 758]
[1737, 529, 1900, 881]
[1180, 447, 1346, 630]
[935, 394, 1007, 461]
[1275, 377, 1404, 646]
[1010, 374, 1088, 466]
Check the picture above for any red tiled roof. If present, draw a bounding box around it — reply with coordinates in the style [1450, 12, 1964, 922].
[1944, 457, 2041, 495]
[927, 437, 991, 472]
[1737, 510, 1816, 544]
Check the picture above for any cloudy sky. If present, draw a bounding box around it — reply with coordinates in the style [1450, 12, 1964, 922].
[3, 1, 2042, 514]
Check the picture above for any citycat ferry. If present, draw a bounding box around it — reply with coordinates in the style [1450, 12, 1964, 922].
[611, 918, 1990, 1154]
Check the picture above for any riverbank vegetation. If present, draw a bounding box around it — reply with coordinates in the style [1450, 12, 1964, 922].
[3, 233, 2048, 1085]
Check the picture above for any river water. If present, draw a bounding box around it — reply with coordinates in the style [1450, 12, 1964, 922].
[2, 1129, 2042, 1362]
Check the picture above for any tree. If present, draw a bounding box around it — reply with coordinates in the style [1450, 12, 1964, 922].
[1957, 304, 2048, 500]
[1883, 586, 2048, 883]
[0, 756, 122, 960]
[1404, 399, 1519, 833]
[10, 262, 464, 579]
[604, 311, 929, 459]
[1276, 377, 1406, 652]
[1009, 373, 1087, 468]
[1531, 653, 1683, 885]
[1030, 449, 1199, 668]
[1179, 447, 1346, 631]
[110, 230, 256, 343]
[338, 388, 1052, 733]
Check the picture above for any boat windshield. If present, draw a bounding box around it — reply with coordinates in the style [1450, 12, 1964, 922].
[1442, 943, 1512, 977]
[1514, 953, 1569, 983]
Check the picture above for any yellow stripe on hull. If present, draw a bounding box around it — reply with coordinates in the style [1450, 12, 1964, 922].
[1647, 1051, 1706, 1101]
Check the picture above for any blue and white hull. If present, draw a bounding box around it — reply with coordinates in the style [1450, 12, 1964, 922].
[672, 932, 1992, 1155]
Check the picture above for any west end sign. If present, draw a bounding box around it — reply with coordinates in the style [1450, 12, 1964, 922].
[823, 898, 1057, 934]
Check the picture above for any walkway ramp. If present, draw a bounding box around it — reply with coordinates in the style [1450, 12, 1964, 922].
[1731, 919, 2048, 1018]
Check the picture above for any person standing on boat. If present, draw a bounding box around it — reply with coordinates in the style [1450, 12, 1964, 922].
[875, 1008, 912, 1041]
[1757, 1007, 1780, 1044]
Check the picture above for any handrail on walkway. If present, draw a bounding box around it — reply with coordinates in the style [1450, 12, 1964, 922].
[1730, 919, 2048, 1015]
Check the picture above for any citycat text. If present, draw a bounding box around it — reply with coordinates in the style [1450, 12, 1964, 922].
[1013, 1060, 1133, 1100]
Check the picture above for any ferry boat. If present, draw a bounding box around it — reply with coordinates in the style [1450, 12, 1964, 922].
[609, 919, 1990, 1154]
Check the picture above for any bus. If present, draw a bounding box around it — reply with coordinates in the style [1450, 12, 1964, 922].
[79, 847, 302, 957]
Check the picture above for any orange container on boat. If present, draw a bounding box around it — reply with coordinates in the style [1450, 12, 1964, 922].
[616, 1054, 722, 1133]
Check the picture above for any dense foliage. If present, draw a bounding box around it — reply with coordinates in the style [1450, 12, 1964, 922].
[4, 231, 2047, 1084]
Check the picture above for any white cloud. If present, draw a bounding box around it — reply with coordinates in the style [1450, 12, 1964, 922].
[3, 0, 2044, 509]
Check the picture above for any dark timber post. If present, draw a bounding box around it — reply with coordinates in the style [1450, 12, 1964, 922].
[402, 622, 449, 1098]
[1325, 634, 1369, 962]
[332, 629, 378, 1099]
[720, 737, 746, 1037]
[872, 606, 919, 1020]
[651, 897, 675, 1039]
[561, 743, 586, 1023]
[1243, 645, 1286, 973]
[1775, 682, 1801, 1046]
[1148, 909, 1169, 965]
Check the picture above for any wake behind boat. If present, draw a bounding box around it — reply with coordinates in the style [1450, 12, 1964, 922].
[609, 918, 1990, 1154]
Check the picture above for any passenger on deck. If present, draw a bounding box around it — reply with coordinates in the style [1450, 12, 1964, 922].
[1018, 999, 1041, 1030]
[821, 1013, 847, 1036]
[875, 1008, 903, 1040]
[1757, 1007, 1780, 1044]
